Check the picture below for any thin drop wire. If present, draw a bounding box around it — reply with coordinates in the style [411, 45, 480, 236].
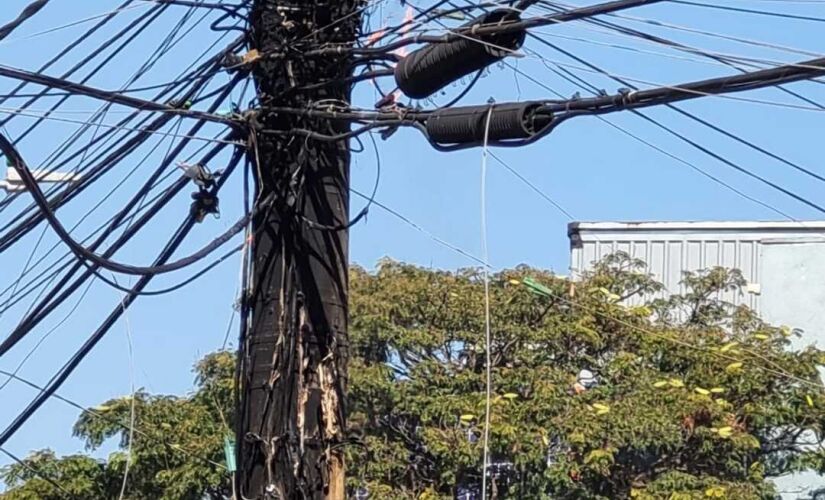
[116, 274, 137, 500]
[480, 105, 494, 500]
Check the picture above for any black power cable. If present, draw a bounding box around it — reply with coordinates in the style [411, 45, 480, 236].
[0, 3, 169, 143]
[0, 447, 72, 497]
[0, 368, 226, 471]
[0, 0, 51, 42]
[0, 0, 138, 113]
[345, 0, 666, 55]
[672, 0, 825, 24]
[518, 30, 825, 215]
[0, 74, 242, 341]
[0, 131, 241, 356]
[0, 39, 245, 253]
[0, 135, 248, 451]
[0, 30, 245, 222]
[0, 134, 261, 276]
[531, 1, 825, 188]
[0, 65, 237, 126]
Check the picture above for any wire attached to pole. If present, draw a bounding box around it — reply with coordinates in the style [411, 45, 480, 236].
[480, 103, 494, 500]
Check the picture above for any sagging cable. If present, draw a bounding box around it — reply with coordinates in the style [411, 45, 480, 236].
[0, 133, 269, 277]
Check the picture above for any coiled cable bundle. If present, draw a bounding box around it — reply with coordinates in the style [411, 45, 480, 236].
[426, 102, 551, 145]
[395, 9, 526, 99]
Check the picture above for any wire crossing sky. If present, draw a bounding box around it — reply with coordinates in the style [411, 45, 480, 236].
[0, 0, 824, 490]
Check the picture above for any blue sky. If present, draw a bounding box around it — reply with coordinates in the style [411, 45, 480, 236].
[0, 0, 824, 477]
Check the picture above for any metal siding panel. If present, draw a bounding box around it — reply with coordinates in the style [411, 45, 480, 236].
[687, 241, 702, 273]
[701, 241, 718, 300]
[650, 241, 665, 298]
[633, 241, 648, 265]
[722, 241, 737, 271]
[753, 241, 761, 313]
[721, 241, 737, 305]
[707, 240, 720, 267]
[578, 241, 597, 273]
[667, 241, 682, 295]
[569, 225, 825, 321]
[597, 241, 612, 262]
[570, 246, 580, 275]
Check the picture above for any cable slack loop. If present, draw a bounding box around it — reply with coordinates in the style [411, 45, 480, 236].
[424, 101, 554, 150]
[0, 134, 269, 276]
[394, 9, 526, 99]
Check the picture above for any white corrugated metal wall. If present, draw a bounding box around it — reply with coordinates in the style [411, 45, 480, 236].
[568, 221, 825, 500]
[570, 229, 762, 311]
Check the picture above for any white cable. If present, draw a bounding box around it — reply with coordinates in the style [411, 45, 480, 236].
[536, 0, 823, 59]
[480, 105, 494, 500]
[0, 108, 240, 145]
[437, 22, 825, 114]
[0, 4, 150, 46]
[115, 276, 137, 500]
[351, 188, 491, 267]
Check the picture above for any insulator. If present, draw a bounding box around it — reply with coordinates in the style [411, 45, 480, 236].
[395, 9, 526, 99]
[426, 102, 551, 144]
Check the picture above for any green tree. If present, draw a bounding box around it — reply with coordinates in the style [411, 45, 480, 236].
[0, 351, 235, 500]
[345, 255, 825, 499]
[4, 255, 825, 499]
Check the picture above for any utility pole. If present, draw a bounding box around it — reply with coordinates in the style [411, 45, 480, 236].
[238, 1, 362, 498]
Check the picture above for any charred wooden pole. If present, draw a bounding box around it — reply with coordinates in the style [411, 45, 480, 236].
[239, 1, 362, 498]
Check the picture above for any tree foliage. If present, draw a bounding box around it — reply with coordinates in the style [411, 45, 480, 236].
[3, 255, 825, 499]
[345, 255, 825, 499]
[0, 351, 235, 500]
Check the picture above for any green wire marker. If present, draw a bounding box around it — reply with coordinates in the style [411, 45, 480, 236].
[223, 435, 237, 473]
[522, 277, 554, 298]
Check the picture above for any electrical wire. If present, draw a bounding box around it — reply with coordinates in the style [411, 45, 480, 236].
[0, 109, 239, 143]
[306, 0, 666, 55]
[517, 42, 825, 215]
[479, 105, 494, 500]
[0, 3, 150, 46]
[0, 70, 244, 261]
[116, 275, 137, 500]
[528, 61, 799, 218]
[672, 0, 825, 23]
[0, 447, 71, 496]
[350, 188, 489, 267]
[3, 135, 261, 277]
[0, 138, 239, 357]
[0, 32, 244, 221]
[0, 131, 190, 307]
[0, 132, 247, 448]
[0, 65, 236, 125]
[0, 0, 52, 42]
[488, 151, 575, 220]
[0, 367, 227, 470]
[0, 279, 95, 396]
[598, 6, 824, 58]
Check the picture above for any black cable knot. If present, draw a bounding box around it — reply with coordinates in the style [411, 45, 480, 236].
[190, 190, 220, 223]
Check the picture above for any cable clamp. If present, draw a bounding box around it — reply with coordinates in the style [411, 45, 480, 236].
[167, 98, 193, 110]
[177, 161, 219, 189]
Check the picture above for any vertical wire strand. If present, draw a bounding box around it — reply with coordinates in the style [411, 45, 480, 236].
[480, 104, 494, 499]
[116, 275, 137, 500]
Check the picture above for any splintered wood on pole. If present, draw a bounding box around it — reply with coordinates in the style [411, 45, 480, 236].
[239, 1, 363, 498]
